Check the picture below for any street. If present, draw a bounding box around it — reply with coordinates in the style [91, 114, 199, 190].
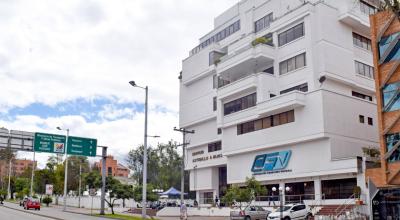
[0, 202, 111, 220]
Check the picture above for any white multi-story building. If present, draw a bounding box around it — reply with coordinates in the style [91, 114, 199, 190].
[180, 0, 379, 205]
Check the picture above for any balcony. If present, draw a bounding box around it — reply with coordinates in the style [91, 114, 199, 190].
[216, 43, 275, 77]
[337, 1, 372, 34]
[257, 91, 306, 116]
[217, 74, 258, 100]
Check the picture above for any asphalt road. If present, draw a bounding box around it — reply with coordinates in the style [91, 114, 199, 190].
[0, 204, 53, 220]
[1, 202, 111, 220]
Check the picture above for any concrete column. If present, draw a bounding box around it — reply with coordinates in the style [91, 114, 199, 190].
[314, 178, 322, 201]
[196, 191, 200, 203]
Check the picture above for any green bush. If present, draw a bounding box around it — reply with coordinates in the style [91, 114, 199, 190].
[251, 37, 272, 47]
[42, 196, 53, 207]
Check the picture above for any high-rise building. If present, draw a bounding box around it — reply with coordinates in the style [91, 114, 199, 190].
[368, 9, 400, 219]
[180, 0, 379, 207]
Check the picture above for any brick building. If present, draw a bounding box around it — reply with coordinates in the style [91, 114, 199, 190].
[368, 9, 400, 219]
[94, 156, 130, 178]
[0, 158, 36, 179]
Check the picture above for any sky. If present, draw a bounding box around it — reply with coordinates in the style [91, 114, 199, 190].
[0, 0, 238, 168]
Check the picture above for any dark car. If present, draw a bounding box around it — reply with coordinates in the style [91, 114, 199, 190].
[24, 198, 40, 210]
[20, 197, 29, 207]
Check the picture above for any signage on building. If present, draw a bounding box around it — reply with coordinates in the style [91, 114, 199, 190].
[251, 150, 292, 175]
[192, 153, 223, 163]
[45, 184, 53, 195]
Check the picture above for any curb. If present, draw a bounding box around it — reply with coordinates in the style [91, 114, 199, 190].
[1, 204, 63, 220]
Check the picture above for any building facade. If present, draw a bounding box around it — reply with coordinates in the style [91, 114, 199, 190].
[94, 156, 130, 178]
[0, 158, 36, 181]
[180, 0, 379, 205]
[368, 9, 400, 219]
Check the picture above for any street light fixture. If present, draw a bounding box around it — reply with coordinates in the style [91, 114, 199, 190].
[272, 186, 291, 220]
[57, 126, 70, 212]
[129, 80, 149, 219]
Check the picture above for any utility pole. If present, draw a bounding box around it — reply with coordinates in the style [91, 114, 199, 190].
[30, 150, 35, 196]
[6, 131, 12, 200]
[173, 127, 195, 205]
[78, 164, 82, 208]
[100, 146, 107, 215]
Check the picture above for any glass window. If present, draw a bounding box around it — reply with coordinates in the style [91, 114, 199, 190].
[255, 13, 273, 33]
[352, 91, 373, 101]
[360, 1, 376, 15]
[386, 133, 400, 162]
[254, 119, 263, 130]
[280, 53, 306, 75]
[278, 23, 304, 46]
[224, 93, 257, 115]
[321, 178, 357, 199]
[368, 117, 373, 125]
[383, 82, 400, 112]
[359, 115, 365, 123]
[280, 83, 308, 94]
[213, 97, 217, 111]
[355, 61, 374, 78]
[379, 32, 400, 63]
[262, 117, 272, 129]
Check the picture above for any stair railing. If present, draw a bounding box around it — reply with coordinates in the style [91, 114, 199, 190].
[334, 193, 355, 217]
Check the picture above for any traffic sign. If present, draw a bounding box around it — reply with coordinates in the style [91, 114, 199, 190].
[34, 132, 66, 153]
[67, 136, 97, 157]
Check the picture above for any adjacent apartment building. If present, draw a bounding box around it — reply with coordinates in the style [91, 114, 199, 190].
[94, 155, 130, 178]
[180, 0, 380, 205]
[368, 9, 400, 219]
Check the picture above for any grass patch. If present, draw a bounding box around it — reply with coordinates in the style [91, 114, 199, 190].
[95, 214, 158, 220]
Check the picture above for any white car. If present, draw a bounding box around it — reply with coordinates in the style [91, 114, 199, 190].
[267, 204, 312, 220]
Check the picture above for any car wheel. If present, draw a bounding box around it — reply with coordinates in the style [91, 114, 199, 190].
[244, 216, 251, 220]
[38, 208, 40, 211]
[306, 213, 312, 220]
[284, 217, 291, 220]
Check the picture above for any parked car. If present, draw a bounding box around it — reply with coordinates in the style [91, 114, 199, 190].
[267, 204, 312, 220]
[230, 206, 270, 220]
[20, 197, 29, 207]
[24, 198, 40, 210]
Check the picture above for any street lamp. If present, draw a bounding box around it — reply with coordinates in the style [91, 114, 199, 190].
[57, 126, 70, 212]
[129, 80, 149, 219]
[272, 186, 291, 220]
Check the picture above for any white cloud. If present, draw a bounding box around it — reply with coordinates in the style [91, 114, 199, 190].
[0, 0, 238, 167]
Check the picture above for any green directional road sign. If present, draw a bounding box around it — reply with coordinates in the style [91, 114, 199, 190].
[34, 133, 66, 153]
[67, 136, 97, 157]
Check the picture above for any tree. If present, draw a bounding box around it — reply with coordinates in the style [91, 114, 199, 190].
[42, 196, 53, 207]
[127, 141, 184, 191]
[132, 184, 158, 203]
[103, 176, 133, 215]
[222, 177, 266, 210]
[84, 171, 102, 190]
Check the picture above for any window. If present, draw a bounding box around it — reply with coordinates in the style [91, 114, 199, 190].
[217, 128, 222, 135]
[355, 61, 374, 78]
[208, 141, 222, 152]
[359, 115, 365, 123]
[213, 75, 218, 89]
[237, 110, 294, 135]
[191, 20, 240, 55]
[213, 97, 217, 111]
[209, 51, 225, 66]
[379, 32, 400, 63]
[255, 13, 273, 33]
[352, 91, 372, 101]
[386, 133, 400, 162]
[368, 117, 373, 125]
[279, 53, 306, 75]
[278, 23, 304, 46]
[263, 66, 274, 75]
[383, 82, 400, 112]
[360, 0, 377, 15]
[108, 167, 112, 176]
[353, 33, 371, 51]
[321, 178, 357, 199]
[224, 93, 257, 115]
[280, 83, 308, 94]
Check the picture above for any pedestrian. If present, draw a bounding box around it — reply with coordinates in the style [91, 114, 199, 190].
[180, 202, 188, 220]
[215, 196, 219, 208]
[0, 195, 4, 205]
[193, 200, 198, 207]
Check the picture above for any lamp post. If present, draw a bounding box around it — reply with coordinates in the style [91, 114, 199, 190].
[272, 186, 290, 220]
[57, 126, 70, 212]
[129, 80, 149, 219]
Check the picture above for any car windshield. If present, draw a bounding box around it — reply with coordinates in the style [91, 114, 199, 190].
[276, 206, 292, 212]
